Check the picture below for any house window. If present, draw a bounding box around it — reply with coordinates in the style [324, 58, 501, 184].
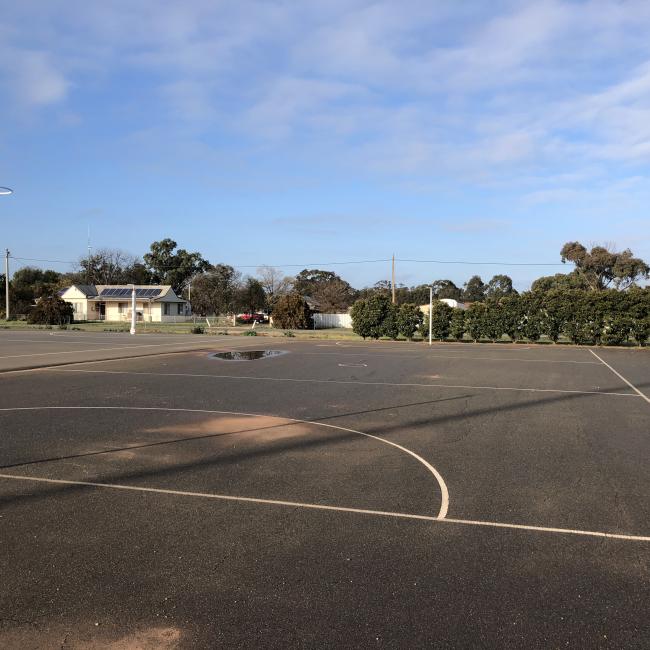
[164, 303, 171, 315]
[118, 302, 129, 313]
[177, 303, 183, 315]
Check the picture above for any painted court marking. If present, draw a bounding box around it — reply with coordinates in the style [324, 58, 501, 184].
[49, 367, 640, 398]
[305, 350, 600, 364]
[589, 350, 650, 405]
[0, 339, 224, 360]
[1, 473, 648, 543]
[0, 405, 449, 520]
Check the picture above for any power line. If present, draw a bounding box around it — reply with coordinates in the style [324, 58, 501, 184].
[9, 255, 569, 269]
[397, 258, 568, 267]
[10, 256, 79, 265]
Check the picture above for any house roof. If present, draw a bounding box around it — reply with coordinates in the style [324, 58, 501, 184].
[61, 284, 186, 302]
[71, 284, 99, 297]
[302, 295, 321, 311]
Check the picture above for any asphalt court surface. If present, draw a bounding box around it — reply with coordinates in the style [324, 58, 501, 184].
[1, 332, 649, 648]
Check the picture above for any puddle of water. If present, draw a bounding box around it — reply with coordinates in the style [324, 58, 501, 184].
[210, 350, 287, 361]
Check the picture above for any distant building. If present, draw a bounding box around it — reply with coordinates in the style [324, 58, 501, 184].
[59, 284, 189, 322]
[419, 298, 467, 315]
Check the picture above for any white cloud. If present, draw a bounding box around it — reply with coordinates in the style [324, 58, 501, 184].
[3, 0, 650, 188]
[2, 49, 68, 106]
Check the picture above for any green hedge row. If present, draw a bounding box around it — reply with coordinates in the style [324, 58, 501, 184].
[350, 296, 423, 340]
[351, 288, 650, 346]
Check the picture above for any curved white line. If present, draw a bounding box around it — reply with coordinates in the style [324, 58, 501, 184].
[0, 405, 450, 520]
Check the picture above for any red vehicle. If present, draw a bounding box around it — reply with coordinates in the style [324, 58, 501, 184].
[237, 313, 265, 323]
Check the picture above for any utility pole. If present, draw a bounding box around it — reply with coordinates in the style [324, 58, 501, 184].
[4, 249, 9, 321]
[391, 254, 396, 304]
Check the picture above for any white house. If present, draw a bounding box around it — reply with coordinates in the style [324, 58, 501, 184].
[59, 284, 190, 322]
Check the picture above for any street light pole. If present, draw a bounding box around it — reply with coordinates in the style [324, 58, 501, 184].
[429, 285, 433, 346]
[130, 285, 137, 335]
[4, 249, 9, 321]
[1, 188, 12, 321]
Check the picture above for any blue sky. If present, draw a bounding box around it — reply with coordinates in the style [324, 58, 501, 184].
[1, 0, 649, 290]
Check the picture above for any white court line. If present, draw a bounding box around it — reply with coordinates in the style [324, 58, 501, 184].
[0, 405, 449, 519]
[589, 350, 650, 405]
[49, 367, 640, 398]
[0, 335, 221, 346]
[300, 351, 600, 364]
[0, 473, 648, 543]
[0, 339, 226, 360]
[317, 342, 535, 351]
[1, 337, 140, 346]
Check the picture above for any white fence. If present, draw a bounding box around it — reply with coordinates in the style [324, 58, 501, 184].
[313, 313, 352, 329]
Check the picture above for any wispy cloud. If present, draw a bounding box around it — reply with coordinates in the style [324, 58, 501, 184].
[1, 48, 68, 106]
[3, 1, 650, 190]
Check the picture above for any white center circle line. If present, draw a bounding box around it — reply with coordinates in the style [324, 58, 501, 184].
[0, 405, 449, 520]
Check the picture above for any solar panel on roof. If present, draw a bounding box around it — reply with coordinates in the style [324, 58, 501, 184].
[97, 287, 163, 298]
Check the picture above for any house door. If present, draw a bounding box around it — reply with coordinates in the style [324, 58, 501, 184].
[99, 303, 106, 320]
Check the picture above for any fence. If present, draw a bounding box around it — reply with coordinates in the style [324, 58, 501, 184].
[313, 313, 352, 329]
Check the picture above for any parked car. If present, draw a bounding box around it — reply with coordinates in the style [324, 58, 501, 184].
[237, 313, 265, 323]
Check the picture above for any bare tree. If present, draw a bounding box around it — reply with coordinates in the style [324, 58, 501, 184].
[256, 266, 294, 306]
[78, 248, 145, 285]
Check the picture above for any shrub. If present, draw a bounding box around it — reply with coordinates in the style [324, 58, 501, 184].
[244, 330, 258, 336]
[27, 295, 74, 325]
[601, 315, 632, 346]
[519, 294, 543, 342]
[381, 303, 400, 340]
[191, 325, 205, 334]
[631, 316, 650, 346]
[498, 295, 523, 341]
[521, 313, 542, 342]
[350, 294, 392, 339]
[564, 291, 605, 345]
[483, 301, 505, 342]
[426, 301, 453, 340]
[449, 308, 466, 341]
[272, 293, 312, 329]
[396, 303, 423, 340]
[283, 330, 295, 337]
[540, 290, 572, 342]
[465, 302, 487, 341]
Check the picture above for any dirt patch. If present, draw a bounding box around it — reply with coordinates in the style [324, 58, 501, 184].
[0, 625, 181, 650]
[143, 414, 313, 442]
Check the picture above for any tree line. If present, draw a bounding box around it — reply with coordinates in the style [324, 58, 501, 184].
[349, 287, 650, 346]
[1, 240, 648, 323]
